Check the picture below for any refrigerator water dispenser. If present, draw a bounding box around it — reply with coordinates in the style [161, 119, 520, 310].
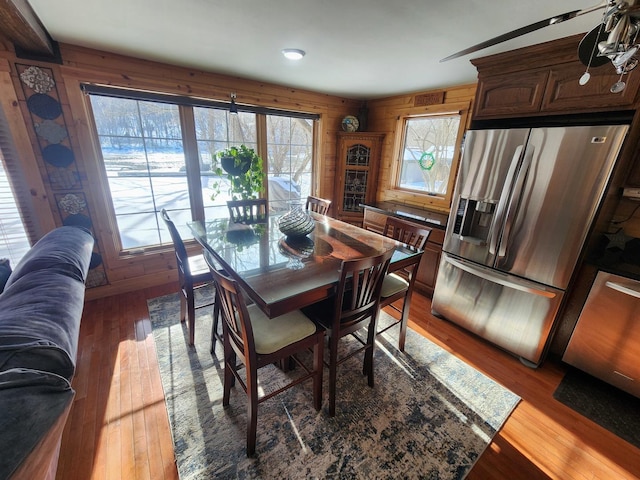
[452, 197, 495, 245]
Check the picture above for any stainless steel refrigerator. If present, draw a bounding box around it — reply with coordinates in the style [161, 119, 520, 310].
[431, 123, 629, 366]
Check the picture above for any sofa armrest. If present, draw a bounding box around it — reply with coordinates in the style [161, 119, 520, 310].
[0, 369, 75, 480]
[4, 226, 94, 289]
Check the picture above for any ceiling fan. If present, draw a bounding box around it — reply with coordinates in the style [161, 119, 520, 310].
[441, 1, 640, 92]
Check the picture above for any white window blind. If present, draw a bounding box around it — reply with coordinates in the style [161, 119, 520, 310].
[0, 107, 34, 267]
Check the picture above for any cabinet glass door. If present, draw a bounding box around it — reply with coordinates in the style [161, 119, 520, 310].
[342, 144, 370, 212]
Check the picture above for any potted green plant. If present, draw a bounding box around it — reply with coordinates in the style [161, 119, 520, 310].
[210, 145, 266, 201]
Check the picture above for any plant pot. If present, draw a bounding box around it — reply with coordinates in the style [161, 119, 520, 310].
[221, 155, 250, 176]
[226, 225, 258, 246]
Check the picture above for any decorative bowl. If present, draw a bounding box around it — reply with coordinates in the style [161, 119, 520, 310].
[278, 204, 315, 238]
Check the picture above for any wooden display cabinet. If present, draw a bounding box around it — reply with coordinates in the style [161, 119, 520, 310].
[334, 132, 384, 226]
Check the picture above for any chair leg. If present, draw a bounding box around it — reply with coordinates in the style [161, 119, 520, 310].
[328, 335, 339, 417]
[186, 289, 196, 346]
[398, 292, 412, 352]
[222, 344, 234, 406]
[365, 320, 377, 388]
[179, 292, 187, 323]
[210, 296, 221, 354]
[246, 366, 259, 456]
[312, 334, 323, 411]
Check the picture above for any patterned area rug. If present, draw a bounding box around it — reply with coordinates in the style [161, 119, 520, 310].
[148, 287, 520, 479]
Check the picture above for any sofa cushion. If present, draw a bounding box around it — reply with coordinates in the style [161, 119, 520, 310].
[0, 271, 87, 380]
[0, 368, 74, 480]
[4, 226, 94, 289]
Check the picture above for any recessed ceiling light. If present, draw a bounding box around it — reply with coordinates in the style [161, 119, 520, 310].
[282, 49, 305, 60]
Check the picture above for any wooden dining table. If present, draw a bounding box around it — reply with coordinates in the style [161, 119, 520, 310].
[188, 211, 422, 318]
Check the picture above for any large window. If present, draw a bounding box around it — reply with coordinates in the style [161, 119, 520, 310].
[88, 89, 316, 250]
[396, 114, 464, 201]
[265, 114, 313, 212]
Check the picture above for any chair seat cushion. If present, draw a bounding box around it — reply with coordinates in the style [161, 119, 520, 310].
[188, 254, 211, 276]
[380, 273, 409, 298]
[247, 305, 317, 355]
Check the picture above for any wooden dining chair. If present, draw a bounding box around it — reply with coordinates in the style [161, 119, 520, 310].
[305, 195, 332, 216]
[378, 216, 431, 351]
[204, 252, 324, 456]
[161, 209, 216, 346]
[302, 249, 392, 416]
[227, 199, 268, 224]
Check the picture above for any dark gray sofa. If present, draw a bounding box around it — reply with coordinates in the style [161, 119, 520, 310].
[0, 226, 94, 480]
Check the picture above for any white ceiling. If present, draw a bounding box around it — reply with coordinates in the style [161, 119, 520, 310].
[27, 0, 605, 99]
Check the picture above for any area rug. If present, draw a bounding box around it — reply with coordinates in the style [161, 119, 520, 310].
[554, 367, 640, 449]
[148, 287, 520, 479]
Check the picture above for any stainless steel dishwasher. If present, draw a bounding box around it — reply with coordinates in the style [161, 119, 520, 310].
[563, 271, 640, 398]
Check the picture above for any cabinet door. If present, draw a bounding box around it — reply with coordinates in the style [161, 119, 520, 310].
[543, 63, 640, 113]
[415, 242, 441, 297]
[335, 133, 384, 223]
[563, 271, 640, 398]
[473, 70, 549, 119]
[415, 228, 444, 297]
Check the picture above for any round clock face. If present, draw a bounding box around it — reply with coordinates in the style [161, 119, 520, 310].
[341, 115, 359, 132]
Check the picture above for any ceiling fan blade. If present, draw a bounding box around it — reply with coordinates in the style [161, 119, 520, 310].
[440, 8, 589, 62]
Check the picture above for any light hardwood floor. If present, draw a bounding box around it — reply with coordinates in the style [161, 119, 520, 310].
[57, 284, 640, 480]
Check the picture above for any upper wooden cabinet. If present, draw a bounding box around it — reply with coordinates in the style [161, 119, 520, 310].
[473, 69, 548, 118]
[543, 62, 640, 113]
[334, 132, 384, 225]
[471, 33, 640, 120]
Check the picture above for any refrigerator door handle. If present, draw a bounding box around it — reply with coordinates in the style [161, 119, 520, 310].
[489, 145, 524, 255]
[498, 144, 535, 258]
[605, 281, 640, 299]
[445, 254, 557, 298]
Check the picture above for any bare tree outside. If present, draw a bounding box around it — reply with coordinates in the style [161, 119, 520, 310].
[266, 115, 313, 181]
[89, 94, 316, 248]
[399, 115, 460, 195]
[265, 115, 313, 210]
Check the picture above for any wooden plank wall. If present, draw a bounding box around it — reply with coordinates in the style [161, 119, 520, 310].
[366, 84, 476, 212]
[0, 40, 360, 299]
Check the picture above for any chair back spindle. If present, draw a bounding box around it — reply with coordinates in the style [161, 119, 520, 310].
[227, 199, 268, 224]
[305, 195, 332, 216]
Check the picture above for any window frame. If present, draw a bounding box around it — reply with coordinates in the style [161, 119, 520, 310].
[392, 104, 469, 211]
[83, 85, 318, 254]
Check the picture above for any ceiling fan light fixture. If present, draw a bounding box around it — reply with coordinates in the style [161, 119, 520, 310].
[282, 49, 305, 60]
[613, 45, 639, 66]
